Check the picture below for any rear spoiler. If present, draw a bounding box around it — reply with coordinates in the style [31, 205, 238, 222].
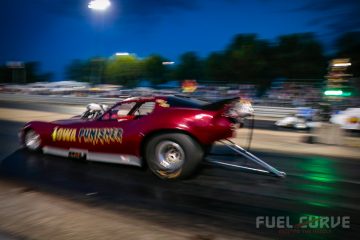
[201, 97, 240, 111]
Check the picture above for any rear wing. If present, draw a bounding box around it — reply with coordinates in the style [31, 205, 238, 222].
[201, 97, 240, 111]
[168, 95, 240, 113]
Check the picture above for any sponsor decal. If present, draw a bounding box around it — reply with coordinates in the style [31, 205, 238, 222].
[51, 127, 76, 142]
[78, 128, 123, 145]
[51, 127, 123, 145]
[68, 151, 85, 159]
[156, 99, 170, 108]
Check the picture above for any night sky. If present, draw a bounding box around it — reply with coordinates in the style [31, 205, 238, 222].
[1, 0, 359, 80]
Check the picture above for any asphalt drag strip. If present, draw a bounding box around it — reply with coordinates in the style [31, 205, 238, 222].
[0, 109, 359, 239]
[0, 142, 359, 239]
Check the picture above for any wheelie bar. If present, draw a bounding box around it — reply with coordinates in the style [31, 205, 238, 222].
[210, 139, 286, 178]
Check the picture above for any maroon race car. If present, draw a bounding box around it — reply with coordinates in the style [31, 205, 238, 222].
[19, 95, 286, 179]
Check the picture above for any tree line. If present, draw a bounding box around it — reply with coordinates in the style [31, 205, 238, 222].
[1, 32, 359, 90]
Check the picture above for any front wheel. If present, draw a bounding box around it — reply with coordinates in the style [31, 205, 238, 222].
[24, 129, 41, 151]
[145, 133, 203, 180]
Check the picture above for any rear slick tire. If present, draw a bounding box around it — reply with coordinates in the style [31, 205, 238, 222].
[145, 133, 203, 180]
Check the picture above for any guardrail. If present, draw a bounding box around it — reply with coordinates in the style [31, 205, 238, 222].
[0, 93, 296, 119]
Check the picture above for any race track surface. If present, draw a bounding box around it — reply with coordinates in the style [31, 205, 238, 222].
[0, 119, 359, 239]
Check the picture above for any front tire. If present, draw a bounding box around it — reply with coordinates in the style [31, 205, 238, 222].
[24, 129, 41, 151]
[145, 133, 203, 180]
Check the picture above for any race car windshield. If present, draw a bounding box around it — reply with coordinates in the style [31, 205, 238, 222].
[101, 102, 136, 120]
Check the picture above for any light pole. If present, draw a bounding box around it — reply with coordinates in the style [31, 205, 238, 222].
[88, 0, 111, 84]
[6, 61, 26, 83]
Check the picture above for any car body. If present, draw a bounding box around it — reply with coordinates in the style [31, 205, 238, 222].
[275, 115, 309, 129]
[275, 107, 319, 130]
[20, 95, 238, 179]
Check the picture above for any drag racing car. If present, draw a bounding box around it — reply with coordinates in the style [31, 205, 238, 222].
[275, 114, 310, 129]
[275, 107, 321, 130]
[20, 95, 285, 179]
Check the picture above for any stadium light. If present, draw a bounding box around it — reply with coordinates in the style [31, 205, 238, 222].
[324, 90, 343, 96]
[88, 0, 111, 11]
[333, 63, 351, 67]
[115, 52, 130, 56]
[324, 89, 352, 97]
[162, 61, 175, 65]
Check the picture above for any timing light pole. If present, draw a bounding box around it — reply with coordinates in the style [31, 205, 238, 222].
[88, 0, 111, 84]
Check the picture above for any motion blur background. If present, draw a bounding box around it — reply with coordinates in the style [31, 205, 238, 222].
[0, 0, 359, 109]
[0, 1, 359, 239]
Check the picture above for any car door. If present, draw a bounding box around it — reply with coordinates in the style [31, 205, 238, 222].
[71, 102, 138, 155]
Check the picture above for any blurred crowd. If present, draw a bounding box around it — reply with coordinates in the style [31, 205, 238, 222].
[0, 80, 358, 110]
[264, 83, 323, 107]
